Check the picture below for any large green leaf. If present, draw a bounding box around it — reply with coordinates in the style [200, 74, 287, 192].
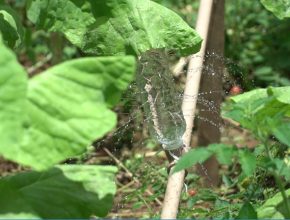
[0, 165, 117, 218]
[27, 0, 202, 56]
[260, 0, 290, 20]
[0, 5, 24, 48]
[27, 0, 95, 46]
[0, 36, 27, 159]
[257, 189, 290, 219]
[0, 40, 136, 170]
[21, 56, 135, 170]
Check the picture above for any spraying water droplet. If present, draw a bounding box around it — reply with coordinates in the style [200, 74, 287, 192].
[136, 49, 185, 150]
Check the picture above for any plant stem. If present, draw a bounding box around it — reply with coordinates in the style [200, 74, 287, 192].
[263, 140, 290, 216]
[50, 32, 64, 65]
[272, 171, 290, 217]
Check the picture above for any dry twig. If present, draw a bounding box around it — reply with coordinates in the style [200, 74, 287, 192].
[102, 147, 163, 206]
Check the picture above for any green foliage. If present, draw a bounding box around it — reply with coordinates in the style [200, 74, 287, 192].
[125, 155, 167, 215]
[0, 37, 27, 162]
[210, 144, 237, 165]
[260, 0, 290, 19]
[238, 149, 256, 176]
[272, 123, 290, 147]
[173, 144, 257, 176]
[257, 189, 290, 218]
[0, 165, 117, 218]
[0, 40, 136, 170]
[27, 0, 202, 56]
[274, 158, 290, 181]
[236, 202, 257, 219]
[223, 87, 290, 218]
[173, 147, 214, 173]
[0, 0, 204, 218]
[0, 4, 24, 48]
[226, 0, 290, 88]
[223, 86, 290, 147]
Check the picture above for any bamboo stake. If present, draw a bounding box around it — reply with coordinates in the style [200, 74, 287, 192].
[161, 0, 214, 218]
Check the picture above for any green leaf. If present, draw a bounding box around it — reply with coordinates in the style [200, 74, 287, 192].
[0, 36, 27, 160]
[260, 0, 290, 20]
[22, 56, 135, 170]
[272, 123, 290, 147]
[257, 189, 290, 219]
[230, 88, 268, 104]
[267, 86, 290, 105]
[27, 0, 202, 56]
[25, 56, 135, 170]
[0, 40, 136, 170]
[223, 87, 290, 139]
[208, 144, 237, 165]
[274, 158, 290, 181]
[0, 165, 117, 218]
[173, 148, 213, 173]
[236, 202, 257, 219]
[0, 5, 24, 48]
[238, 149, 256, 176]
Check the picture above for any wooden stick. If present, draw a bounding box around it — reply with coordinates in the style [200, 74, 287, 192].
[161, 0, 214, 218]
[171, 57, 189, 77]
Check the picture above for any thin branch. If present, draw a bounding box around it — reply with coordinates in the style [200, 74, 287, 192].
[102, 147, 163, 206]
[27, 54, 52, 75]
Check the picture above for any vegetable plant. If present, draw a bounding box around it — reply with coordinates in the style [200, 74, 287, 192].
[0, 0, 201, 218]
[174, 86, 290, 218]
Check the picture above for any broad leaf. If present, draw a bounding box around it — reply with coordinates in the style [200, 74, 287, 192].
[222, 88, 269, 130]
[0, 5, 24, 48]
[21, 56, 136, 170]
[223, 86, 290, 142]
[0, 37, 27, 160]
[238, 149, 256, 176]
[236, 202, 257, 219]
[173, 148, 213, 173]
[257, 189, 290, 219]
[0, 40, 136, 170]
[27, 0, 202, 56]
[0, 165, 117, 218]
[260, 0, 290, 20]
